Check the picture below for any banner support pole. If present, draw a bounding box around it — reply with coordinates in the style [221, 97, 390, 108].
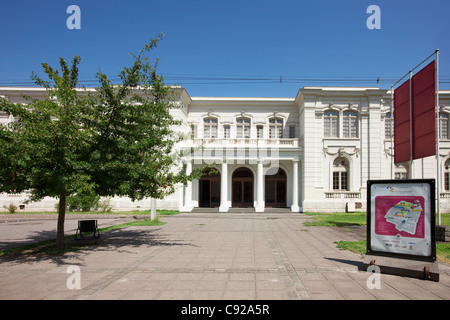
[436, 49, 441, 225]
[409, 70, 414, 179]
[391, 85, 394, 179]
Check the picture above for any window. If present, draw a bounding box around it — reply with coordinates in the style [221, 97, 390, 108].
[203, 118, 218, 139]
[385, 112, 393, 139]
[223, 125, 230, 139]
[256, 125, 263, 139]
[333, 157, 349, 191]
[269, 118, 283, 139]
[343, 111, 358, 138]
[394, 163, 408, 180]
[236, 118, 251, 138]
[444, 159, 450, 191]
[289, 126, 296, 138]
[440, 113, 449, 139]
[324, 110, 338, 137]
[190, 124, 197, 140]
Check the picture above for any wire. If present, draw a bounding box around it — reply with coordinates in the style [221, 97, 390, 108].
[0, 74, 449, 87]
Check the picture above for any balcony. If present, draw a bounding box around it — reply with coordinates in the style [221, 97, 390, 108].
[325, 191, 361, 199]
[191, 138, 299, 148]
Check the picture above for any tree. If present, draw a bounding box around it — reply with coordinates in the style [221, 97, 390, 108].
[87, 34, 206, 202]
[0, 34, 212, 249]
[0, 56, 94, 249]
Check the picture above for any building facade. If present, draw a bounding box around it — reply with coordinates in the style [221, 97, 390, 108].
[1, 86, 450, 213]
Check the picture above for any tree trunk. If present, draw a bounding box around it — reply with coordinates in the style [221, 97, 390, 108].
[56, 192, 66, 250]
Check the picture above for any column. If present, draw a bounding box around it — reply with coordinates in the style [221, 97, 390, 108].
[291, 158, 300, 212]
[255, 159, 265, 212]
[181, 158, 193, 212]
[219, 161, 229, 212]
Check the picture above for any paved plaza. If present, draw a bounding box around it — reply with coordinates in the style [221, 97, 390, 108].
[0, 211, 449, 300]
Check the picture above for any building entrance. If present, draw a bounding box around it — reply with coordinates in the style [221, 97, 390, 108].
[265, 168, 287, 207]
[232, 167, 254, 208]
[199, 171, 220, 207]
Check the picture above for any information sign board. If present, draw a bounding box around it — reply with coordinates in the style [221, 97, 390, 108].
[367, 179, 436, 262]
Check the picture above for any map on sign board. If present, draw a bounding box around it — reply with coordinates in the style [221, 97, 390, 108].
[375, 196, 425, 238]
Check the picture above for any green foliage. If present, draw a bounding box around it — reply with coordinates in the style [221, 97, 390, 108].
[3, 203, 18, 213]
[67, 184, 100, 212]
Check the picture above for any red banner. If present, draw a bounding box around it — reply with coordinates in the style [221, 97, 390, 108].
[394, 61, 436, 164]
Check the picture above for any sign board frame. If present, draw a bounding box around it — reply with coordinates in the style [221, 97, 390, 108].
[366, 179, 437, 263]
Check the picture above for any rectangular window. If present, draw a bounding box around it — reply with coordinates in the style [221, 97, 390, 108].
[395, 172, 408, 180]
[289, 126, 295, 138]
[440, 113, 449, 139]
[203, 118, 218, 139]
[269, 118, 283, 139]
[190, 125, 196, 139]
[224, 125, 230, 139]
[236, 118, 251, 139]
[385, 113, 393, 139]
[333, 172, 348, 190]
[324, 111, 338, 137]
[340, 172, 348, 191]
[445, 172, 450, 191]
[333, 172, 340, 190]
[257, 125, 263, 139]
[343, 111, 358, 138]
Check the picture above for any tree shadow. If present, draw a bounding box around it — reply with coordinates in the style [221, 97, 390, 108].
[0, 227, 196, 267]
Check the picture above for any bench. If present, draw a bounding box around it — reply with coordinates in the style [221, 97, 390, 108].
[75, 220, 100, 240]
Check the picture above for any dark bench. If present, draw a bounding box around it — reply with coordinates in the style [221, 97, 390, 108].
[75, 220, 100, 240]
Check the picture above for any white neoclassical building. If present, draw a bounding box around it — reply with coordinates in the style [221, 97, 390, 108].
[1, 86, 450, 213]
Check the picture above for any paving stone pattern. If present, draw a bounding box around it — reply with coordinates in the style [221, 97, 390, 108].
[0, 212, 449, 300]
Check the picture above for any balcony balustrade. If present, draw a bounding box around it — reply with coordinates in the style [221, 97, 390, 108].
[191, 138, 299, 147]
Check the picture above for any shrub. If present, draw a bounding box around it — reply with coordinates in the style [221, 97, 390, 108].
[3, 203, 18, 213]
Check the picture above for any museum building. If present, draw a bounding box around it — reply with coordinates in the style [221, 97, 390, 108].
[1, 86, 450, 213]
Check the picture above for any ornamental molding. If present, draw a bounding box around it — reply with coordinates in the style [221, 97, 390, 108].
[323, 146, 360, 158]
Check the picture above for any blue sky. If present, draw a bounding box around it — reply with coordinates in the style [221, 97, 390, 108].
[0, 0, 448, 97]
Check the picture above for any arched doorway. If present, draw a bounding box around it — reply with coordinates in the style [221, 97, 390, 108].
[265, 168, 287, 208]
[199, 171, 221, 207]
[232, 167, 254, 208]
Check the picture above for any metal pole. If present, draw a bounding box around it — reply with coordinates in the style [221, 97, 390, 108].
[436, 49, 441, 225]
[409, 70, 413, 179]
[391, 85, 394, 179]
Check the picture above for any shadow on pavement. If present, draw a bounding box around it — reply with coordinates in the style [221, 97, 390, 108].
[0, 227, 195, 267]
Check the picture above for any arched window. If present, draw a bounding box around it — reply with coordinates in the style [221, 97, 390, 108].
[269, 117, 283, 139]
[333, 157, 349, 191]
[324, 110, 338, 137]
[440, 113, 449, 139]
[203, 117, 218, 139]
[343, 111, 358, 138]
[236, 117, 251, 138]
[385, 112, 393, 139]
[394, 163, 408, 180]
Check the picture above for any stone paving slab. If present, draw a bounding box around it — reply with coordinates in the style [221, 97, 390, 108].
[0, 212, 449, 301]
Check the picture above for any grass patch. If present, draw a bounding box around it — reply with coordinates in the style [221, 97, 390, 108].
[304, 212, 450, 228]
[303, 212, 367, 227]
[0, 217, 166, 257]
[335, 240, 450, 264]
[438, 213, 450, 226]
[335, 240, 366, 256]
